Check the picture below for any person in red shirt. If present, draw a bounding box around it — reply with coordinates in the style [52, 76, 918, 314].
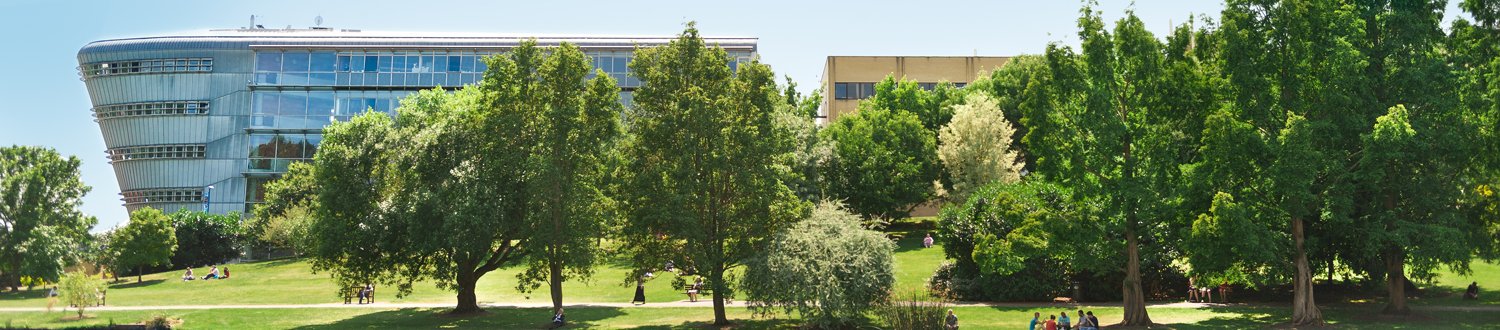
[1045, 314, 1058, 330]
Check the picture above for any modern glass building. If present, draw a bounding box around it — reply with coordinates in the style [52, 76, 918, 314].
[77, 27, 757, 214]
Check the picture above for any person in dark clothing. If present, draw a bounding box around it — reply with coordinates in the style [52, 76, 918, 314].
[1465, 281, 1480, 300]
[1087, 311, 1099, 329]
[632, 278, 647, 305]
[552, 308, 566, 327]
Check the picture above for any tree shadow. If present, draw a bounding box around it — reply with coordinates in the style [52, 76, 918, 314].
[0, 288, 47, 302]
[108, 279, 165, 290]
[290, 307, 628, 329]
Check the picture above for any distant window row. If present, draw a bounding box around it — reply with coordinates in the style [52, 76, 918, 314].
[255, 71, 488, 87]
[257, 51, 495, 74]
[251, 90, 412, 129]
[106, 144, 206, 162]
[93, 101, 209, 119]
[833, 82, 967, 100]
[122, 188, 204, 205]
[81, 58, 212, 78]
[833, 83, 876, 100]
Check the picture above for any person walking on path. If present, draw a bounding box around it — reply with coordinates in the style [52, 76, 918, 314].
[631, 278, 647, 305]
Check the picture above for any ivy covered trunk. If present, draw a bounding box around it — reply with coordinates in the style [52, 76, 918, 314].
[1291, 216, 1323, 325]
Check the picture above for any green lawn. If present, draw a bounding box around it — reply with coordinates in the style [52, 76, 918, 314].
[0, 258, 701, 308]
[8, 305, 1500, 329]
[1417, 258, 1500, 306]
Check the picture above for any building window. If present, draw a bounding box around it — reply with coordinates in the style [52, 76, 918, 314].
[247, 133, 320, 172]
[80, 58, 213, 78]
[121, 187, 205, 206]
[834, 82, 876, 100]
[106, 144, 206, 163]
[93, 101, 209, 119]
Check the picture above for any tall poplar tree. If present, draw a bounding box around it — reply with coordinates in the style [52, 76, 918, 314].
[620, 23, 807, 326]
[515, 42, 625, 315]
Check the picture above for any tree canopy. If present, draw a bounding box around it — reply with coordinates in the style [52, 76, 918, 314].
[0, 146, 94, 291]
[619, 23, 808, 325]
[113, 207, 177, 283]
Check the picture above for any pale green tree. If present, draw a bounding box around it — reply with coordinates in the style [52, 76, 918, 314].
[742, 201, 895, 328]
[57, 271, 104, 318]
[937, 93, 1022, 202]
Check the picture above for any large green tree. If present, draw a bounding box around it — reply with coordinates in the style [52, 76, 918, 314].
[513, 42, 625, 315]
[167, 209, 243, 268]
[620, 23, 808, 326]
[308, 40, 616, 314]
[112, 207, 177, 283]
[0, 146, 94, 291]
[822, 106, 939, 220]
[248, 161, 318, 254]
[1024, 5, 1207, 325]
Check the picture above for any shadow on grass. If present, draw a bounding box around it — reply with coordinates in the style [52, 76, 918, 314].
[289, 307, 806, 329]
[0, 288, 47, 302]
[108, 279, 165, 290]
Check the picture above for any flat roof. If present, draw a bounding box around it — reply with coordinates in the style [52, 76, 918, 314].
[80, 29, 757, 56]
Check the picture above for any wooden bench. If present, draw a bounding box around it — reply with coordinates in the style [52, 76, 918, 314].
[685, 287, 733, 303]
[1052, 297, 1074, 303]
[344, 286, 375, 304]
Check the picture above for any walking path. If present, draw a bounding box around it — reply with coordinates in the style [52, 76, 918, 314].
[4, 300, 1497, 313]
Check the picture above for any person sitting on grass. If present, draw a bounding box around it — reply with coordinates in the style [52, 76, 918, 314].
[1059, 311, 1071, 330]
[1029, 312, 1040, 330]
[222, 266, 230, 279]
[1086, 311, 1099, 329]
[1466, 281, 1480, 300]
[944, 309, 959, 329]
[203, 265, 220, 280]
[923, 233, 935, 248]
[182, 267, 195, 281]
[1045, 314, 1057, 330]
[552, 308, 566, 327]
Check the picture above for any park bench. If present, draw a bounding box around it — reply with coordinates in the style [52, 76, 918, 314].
[685, 287, 733, 303]
[343, 285, 375, 304]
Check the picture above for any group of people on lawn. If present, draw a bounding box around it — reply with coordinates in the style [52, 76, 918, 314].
[181, 265, 228, 281]
[1186, 276, 1232, 303]
[1028, 310, 1100, 330]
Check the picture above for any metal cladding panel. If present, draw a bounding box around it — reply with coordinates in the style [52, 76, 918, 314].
[111, 159, 234, 190]
[97, 116, 210, 146]
[84, 73, 251, 106]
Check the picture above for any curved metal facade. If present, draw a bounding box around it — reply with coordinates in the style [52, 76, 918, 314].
[79, 29, 757, 214]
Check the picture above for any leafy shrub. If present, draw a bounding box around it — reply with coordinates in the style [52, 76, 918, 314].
[876, 289, 952, 330]
[58, 271, 104, 318]
[144, 315, 177, 330]
[742, 201, 895, 328]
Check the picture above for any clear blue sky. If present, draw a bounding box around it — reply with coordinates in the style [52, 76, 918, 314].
[0, 0, 1467, 231]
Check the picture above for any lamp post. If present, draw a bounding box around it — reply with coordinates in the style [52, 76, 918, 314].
[203, 185, 214, 212]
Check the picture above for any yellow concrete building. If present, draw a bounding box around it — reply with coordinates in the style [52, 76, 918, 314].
[820, 56, 1009, 122]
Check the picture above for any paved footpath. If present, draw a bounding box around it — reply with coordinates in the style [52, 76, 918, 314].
[2, 300, 1497, 313]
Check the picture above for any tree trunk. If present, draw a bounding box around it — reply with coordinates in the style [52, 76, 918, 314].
[549, 254, 564, 315]
[1382, 247, 1409, 315]
[137, 266, 143, 283]
[453, 268, 482, 314]
[1120, 228, 1152, 326]
[710, 266, 729, 326]
[1291, 216, 1324, 326]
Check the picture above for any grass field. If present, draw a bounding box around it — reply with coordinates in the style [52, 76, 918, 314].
[2, 214, 1497, 328]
